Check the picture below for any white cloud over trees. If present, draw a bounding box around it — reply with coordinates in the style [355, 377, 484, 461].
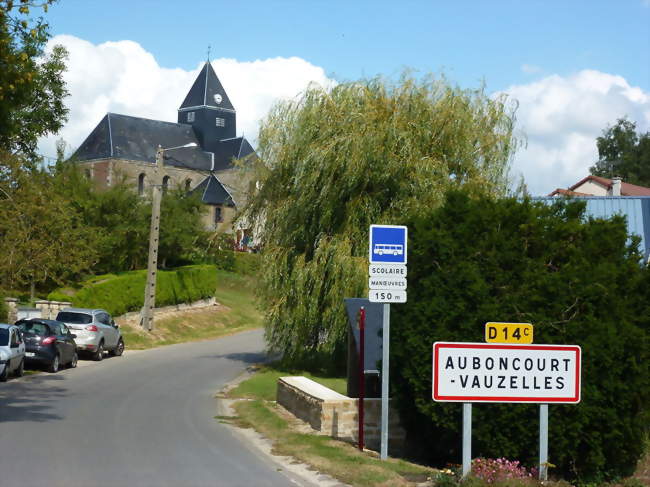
[39, 37, 650, 198]
[502, 70, 650, 195]
[38, 35, 335, 160]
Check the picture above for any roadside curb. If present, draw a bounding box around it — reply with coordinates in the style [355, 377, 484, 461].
[215, 367, 350, 487]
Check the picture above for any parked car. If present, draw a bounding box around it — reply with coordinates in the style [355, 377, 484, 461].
[0, 323, 25, 381]
[55, 308, 124, 361]
[16, 319, 78, 372]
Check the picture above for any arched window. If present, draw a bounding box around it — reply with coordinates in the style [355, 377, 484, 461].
[138, 173, 145, 196]
[214, 205, 223, 225]
[185, 179, 192, 192]
[84, 168, 92, 179]
[162, 175, 170, 194]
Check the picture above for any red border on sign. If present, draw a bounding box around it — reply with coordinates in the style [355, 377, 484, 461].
[432, 342, 581, 403]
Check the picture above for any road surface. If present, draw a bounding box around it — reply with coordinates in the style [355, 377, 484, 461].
[0, 329, 302, 487]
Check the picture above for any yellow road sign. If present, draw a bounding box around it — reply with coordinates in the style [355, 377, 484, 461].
[485, 322, 533, 344]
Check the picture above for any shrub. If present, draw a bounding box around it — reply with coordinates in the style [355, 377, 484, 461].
[471, 458, 537, 484]
[0, 294, 6, 322]
[47, 265, 218, 317]
[234, 252, 260, 275]
[391, 192, 649, 483]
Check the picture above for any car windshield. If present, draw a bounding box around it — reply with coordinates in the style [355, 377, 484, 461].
[56, 312, 92, 324]
[0, 329, 9, 346]
[17, 321, 50, 336]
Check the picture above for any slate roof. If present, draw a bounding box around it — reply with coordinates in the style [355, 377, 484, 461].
[191, 173, 235, 206]
[179, 62, 234, 111]
[212, 137, 256, 171]
[73, 113, 214, 170]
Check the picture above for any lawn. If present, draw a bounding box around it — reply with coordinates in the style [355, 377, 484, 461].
[223, 363, 435, 487]
[119, 270, 262, 350]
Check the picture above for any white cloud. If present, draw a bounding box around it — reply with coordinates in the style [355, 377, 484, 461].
[38, 35, 335, 160]
[521, 64, 542, 75]
[500, 70, 650, 195]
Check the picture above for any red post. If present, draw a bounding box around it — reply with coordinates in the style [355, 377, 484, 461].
[358, 306, 365, 451]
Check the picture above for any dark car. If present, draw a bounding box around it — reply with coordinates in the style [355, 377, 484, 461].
[16, 319, 78, 373]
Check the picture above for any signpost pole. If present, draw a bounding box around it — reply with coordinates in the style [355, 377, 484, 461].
[462, 403, 472, 477]
[358, 307, 365, 451]
[380, 302, 390, 460]
[539, 404, 548, 481]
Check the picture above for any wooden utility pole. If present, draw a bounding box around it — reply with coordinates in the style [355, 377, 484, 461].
[141, 146, 164, 331]
[140, 143, 196, 330]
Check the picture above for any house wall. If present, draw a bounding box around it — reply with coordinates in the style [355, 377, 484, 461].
[574, 180, 608, 196]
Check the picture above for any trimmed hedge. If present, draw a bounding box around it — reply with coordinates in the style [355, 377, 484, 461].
[205, 250, 260, 276]
[47, 265, 218, 317]
[391, 192, 649, 483]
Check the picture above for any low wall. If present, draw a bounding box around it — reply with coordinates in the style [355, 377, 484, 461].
[3, 298, 73, 323]
[277, 376, 405, 453]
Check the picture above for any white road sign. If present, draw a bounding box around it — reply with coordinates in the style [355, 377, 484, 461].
[368, 264, 407, 277]
[432, 342, 581, 403]
[369, 290, 407, 303]
[368, 277, 407, 290]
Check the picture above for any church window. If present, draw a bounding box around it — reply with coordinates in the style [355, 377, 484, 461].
[214, 205, 223, 224]
[187, 111, 195, 123]
[215, 117, 225, 127]
[185, 179, 192, 192]
[162, 175, 170, 194]
[138, 173, 145, 196]
[84, 168, 92, 179]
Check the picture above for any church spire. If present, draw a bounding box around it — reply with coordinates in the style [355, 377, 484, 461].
[178, 61, 235, 112]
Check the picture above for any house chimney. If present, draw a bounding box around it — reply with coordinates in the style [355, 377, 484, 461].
[612, 177, 622, 196]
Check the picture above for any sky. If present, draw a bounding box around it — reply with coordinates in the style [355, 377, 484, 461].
[36, 0, 650, 195]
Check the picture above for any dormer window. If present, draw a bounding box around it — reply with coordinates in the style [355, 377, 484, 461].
[187, 112, 195, 123]
[215, 117, 225, 127]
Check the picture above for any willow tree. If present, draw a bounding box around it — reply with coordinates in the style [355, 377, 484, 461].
[242, 73, 521, 362]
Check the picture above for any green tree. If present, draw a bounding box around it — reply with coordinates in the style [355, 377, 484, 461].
[242, 74, 520, 362]
[158, 187, 207, 268]
[590, 117, 650, 186]
[391, 191, 648, 482]
[0, 152, 97, 296]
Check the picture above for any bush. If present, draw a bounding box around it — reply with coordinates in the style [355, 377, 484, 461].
[0, 294, 6, 322]
[391, 192, 649, 483]
[234, 252, 260, 275]
[47, 265, 218, 317]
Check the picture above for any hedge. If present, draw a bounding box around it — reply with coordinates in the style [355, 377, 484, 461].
[47, 265, 218, 317]
[205, 250, 260, 276]
[391, 192, 649, 483]
[0, 294, 6, 322]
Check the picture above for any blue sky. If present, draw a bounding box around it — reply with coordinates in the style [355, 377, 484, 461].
[40, 0, 650, 194]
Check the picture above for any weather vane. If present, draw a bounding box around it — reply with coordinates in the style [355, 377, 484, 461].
[207, 44, 211, 63]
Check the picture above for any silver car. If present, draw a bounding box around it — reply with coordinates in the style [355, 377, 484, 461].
[0, 323, 26, 380]
[55, 308, 124, 361]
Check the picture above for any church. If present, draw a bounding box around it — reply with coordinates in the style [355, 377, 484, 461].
[72, 61, 256, 240]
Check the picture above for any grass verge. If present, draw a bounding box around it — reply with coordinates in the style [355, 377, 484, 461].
[119, 271, 261, 350]
[223, 364, 435, 487]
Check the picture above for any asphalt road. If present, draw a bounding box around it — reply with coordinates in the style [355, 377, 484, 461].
[0, 329, 301, 487]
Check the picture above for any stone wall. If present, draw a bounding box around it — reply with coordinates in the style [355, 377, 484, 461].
[277, 376, 405, 453]
[34, 300, 73, 320]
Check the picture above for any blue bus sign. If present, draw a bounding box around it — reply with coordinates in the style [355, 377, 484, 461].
[369, 225, 408, 264]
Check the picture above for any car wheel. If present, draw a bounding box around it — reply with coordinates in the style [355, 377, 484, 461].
[0, 364, 8, 382]
[110, 339, 124, 357]
[49, 354, 60, 373]
[69, 352, 78, 368]
[93, 342, 104, 361]
[16, 359, 24, 377]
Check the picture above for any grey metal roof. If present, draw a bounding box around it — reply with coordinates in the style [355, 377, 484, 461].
[73, 113, 213, 171]
[211, 137, 256, 171]
[179, 62, 235, 112]
[190, 173, 235, 207]
[534, 196, 650, 261]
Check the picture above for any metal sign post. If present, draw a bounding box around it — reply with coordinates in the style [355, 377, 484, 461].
[462, 403, 472, 477]
[540, 404, 548, 481]
[368, 224, 407, 460]
[380, 302, 390, 459]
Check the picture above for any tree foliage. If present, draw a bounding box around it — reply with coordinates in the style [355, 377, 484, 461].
[0, 0, 68, 160]
[391, 191, 648, 482]
[590, 117, 650, 187]
[242, 74, 520, 361]
[0, 152, 97, 290]
[52, 163, 207, 273]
